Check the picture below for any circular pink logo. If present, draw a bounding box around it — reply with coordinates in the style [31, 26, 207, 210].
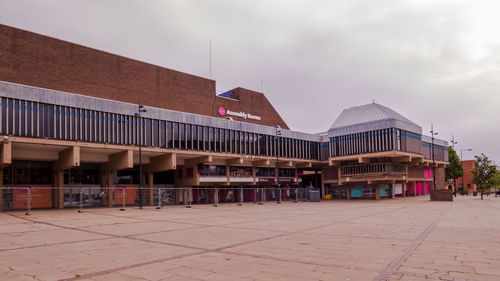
[218, 107, 226, 116]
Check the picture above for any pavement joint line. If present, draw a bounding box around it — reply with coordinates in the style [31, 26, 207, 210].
[0, 237, 116, 252]
[55, 202, 419, 281]
[58, 249, 207, 281]
[5, 200, 429, 281]
[3, 212, 214, 252]
[217, 250, 381, 274]
[373, 205, 451, 281]
[393, 270, 473, 281]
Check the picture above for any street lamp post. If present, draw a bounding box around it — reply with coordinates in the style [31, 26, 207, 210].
[135, 105, 147, 209]
[430, 124, 438, 191]
[460, 148, 472, 195]
[450, 135, 458, 196]
[275, 125, 282, 204]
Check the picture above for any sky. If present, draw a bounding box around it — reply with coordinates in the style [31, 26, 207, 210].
[0, 0, 499, 162]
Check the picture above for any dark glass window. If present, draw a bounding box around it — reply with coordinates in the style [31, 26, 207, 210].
[172, 123, 179, 149]
[256, 167, 276, 177]
[229, 166, 252, 177]
[152, 120, 159, 147]
[186, 124, 192, 150]
[279, 168, 296, 177]
[197, 164, 226, 176]
[177, 123, 184, 149]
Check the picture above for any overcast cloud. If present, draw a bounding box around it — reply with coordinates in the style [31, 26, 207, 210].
[1, 0, 499, 162]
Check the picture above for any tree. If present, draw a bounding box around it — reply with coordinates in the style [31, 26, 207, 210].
[493, 171, 500, 197]
[445, 146, 463, 192]
[471, 154, 497, 200]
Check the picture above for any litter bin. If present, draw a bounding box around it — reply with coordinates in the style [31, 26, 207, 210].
[308, 188, 320, 202]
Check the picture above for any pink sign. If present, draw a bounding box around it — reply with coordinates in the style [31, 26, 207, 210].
[218, 107, 226, 116]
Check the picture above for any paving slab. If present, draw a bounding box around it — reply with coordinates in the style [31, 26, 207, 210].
[1, 196, 499, 280]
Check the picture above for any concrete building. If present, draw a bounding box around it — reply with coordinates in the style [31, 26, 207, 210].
[0, 24, 449, 210]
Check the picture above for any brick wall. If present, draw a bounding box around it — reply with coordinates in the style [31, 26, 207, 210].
[215, 88, 289, 129]
[460, 160, 477, 192]
[0, 24, 289, 129]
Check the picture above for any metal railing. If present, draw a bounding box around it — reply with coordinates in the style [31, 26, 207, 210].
[341, 163, 406, 176]
[0, 186, 315, 214]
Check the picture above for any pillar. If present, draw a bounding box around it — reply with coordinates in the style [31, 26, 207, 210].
[402, 182, 407, 197]
[0, 168, 3, 210]
[239, 188, 244, 203]
[320, 170, 325, 199]
[346, 186, 351, 200]
[375, 184, 381, 200]
[107, 171, 113, 207]
[53, 170, 64, 209]
[389, 183, 394, 199]
[184, 188, 189, 205]
[413, 181, 416, 197]
[214, 187, 219, 205]
[149, 172, 154, 206]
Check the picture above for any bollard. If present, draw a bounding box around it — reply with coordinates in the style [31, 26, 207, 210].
[78, 187, 83, 213]
[156, 187, 161, 209]
[212, 188, 218, 207]
[119, 188, 126, 211]
[186, 188, 193, 208]
[25, 187, 31, 216]
[258, 188, 263, 205]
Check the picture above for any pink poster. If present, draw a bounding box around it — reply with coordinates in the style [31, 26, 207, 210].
[415, 182, 420, 195]
[425, 182, 430, 194]
[408, 183, 414, 195]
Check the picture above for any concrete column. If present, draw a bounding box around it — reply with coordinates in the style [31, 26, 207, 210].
[320, 170, 325, 199]
[107, 171, 113, 207]
[184, 188, 189, 205]
[214, 188, 219, 205]
[0, 168, 3, 210]
[375, 184, 381, 200]
[389, 183, 394, 199]
[240, 188, 244, 203]
[176, 189, 182, 204]
[413, 181, 416, 197]
[54, 170, 64, 209]
[346, 186, 351, 200]
[402, 182, 407, 197]
[148, 172, 154, 206]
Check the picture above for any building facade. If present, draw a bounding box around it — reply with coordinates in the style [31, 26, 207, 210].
[459, 160, 477, 194]
[0, 25, 449, 210]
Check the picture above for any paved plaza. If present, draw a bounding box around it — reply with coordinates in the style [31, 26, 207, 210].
[1, 196, 500, 281]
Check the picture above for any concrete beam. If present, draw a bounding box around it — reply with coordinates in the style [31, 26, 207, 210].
[226, 157, 244, 165]
[358, 157, 370, 164]
[185, 155, 212, 167]
[252, 159, 270, 167]
[0, 141, 12, 167]
[295, 162, 312, 168]
[277, 160, 293, 168]
[102, 150, 133, 171]
[53, 146, 80, 170]
[392, 156, 411, 163]
[146, 153, 176, 173]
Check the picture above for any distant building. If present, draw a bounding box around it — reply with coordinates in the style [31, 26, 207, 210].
[459, 160, 477, 194]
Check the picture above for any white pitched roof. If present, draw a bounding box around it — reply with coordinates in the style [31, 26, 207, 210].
[328, 102, 422, 136]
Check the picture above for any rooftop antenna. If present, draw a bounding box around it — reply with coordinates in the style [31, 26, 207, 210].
[209, 40, 212, 79]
